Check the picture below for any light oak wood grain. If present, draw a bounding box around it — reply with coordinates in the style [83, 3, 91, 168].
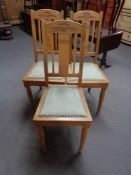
[33, 20, 92, 152]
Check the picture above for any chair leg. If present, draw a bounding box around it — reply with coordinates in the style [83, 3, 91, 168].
[36, 125, 46, 152]
[39, 86, 42, 91]
[99, 52, 111, 68]
[79, 127, 88, 152]
[88, 88, 91, 93]
[25, 86, 33, 105]
[96, 88, 106, 115]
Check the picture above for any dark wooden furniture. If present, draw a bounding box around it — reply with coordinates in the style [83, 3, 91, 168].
[64, 0, 77, 17]
[81, 0, 125, 68]
[21, 0, 64, 33]
[22, 0, 53, 33]
[98, 31, 123, 68]
[0, 0, 12, 40]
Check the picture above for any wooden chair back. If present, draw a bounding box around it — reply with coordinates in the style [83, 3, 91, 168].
[70, 10, 103, 63]
[31, 9, 64, 62]
[41, 20, 88, 86]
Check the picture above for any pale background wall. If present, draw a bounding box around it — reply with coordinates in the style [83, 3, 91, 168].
[124, 0, 131, 8]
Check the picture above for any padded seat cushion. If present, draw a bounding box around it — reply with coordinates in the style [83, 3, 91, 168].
[75, 63, 104, 81]
[39, 87, 87, 117]
[28, 62, 104, 81]
[28, 61, 59, 78]
[29, 61, 44, 78]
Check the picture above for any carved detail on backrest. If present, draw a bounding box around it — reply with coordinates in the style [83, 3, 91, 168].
[33, 9, 63, 20]
[45, 20, 83, 33]
[72, 10, 101, 21]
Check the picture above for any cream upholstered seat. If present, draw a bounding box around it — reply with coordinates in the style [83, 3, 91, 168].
[33, 20, 92, 153]
[28, 61, 44, 78]
[82, 63, 104, 80]
[28, 61, 104, 81]
[39, 87, 87, 117]
[74, 62, 104, 81]
[28, 61, 59, 79]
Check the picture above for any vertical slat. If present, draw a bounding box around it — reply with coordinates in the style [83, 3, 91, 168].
[84, 21, 90, 55]
[54, 33, 58, 51]
[52, 38, 55, 73]
[79, 22, 87, 86]
[31, 10, 38, 62]
[91, 21, 95, 52]
[73, 33, 77, 74]
[42, 20, 48, 86]
[38, 20, 42, 51]
[52, 54, 55, 73]
[46, 33, 54, 52]
[58, 34, 71, 74]
[79, 36, 83, 86]
[94, 11, 103, 63]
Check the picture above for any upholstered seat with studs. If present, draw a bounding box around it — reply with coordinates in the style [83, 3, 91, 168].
[38, 86, 87, 117]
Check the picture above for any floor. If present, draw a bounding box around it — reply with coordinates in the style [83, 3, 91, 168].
[0, 27, 131, 175]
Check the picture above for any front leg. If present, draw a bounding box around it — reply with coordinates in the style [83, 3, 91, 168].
[79, 127, 88, 152]
[25, 85, 33, 105]
[36, 125, 46, 152]
[97, 88, 106, 115]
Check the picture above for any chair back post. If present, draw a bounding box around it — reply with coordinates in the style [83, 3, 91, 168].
[94, 11, 103, 63]
[30, 9, 64, 62]
[41, 20, 48, 87]
[31, 10, 38, 62]
[79, 21, 88, 86]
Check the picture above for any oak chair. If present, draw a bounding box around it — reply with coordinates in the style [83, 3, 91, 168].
[33, 20, 92, 152]
[70, 10, 109, 114]
[23, 9, 64, 105]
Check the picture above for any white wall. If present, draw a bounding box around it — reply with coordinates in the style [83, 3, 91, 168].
[124, 0, 131, 8]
